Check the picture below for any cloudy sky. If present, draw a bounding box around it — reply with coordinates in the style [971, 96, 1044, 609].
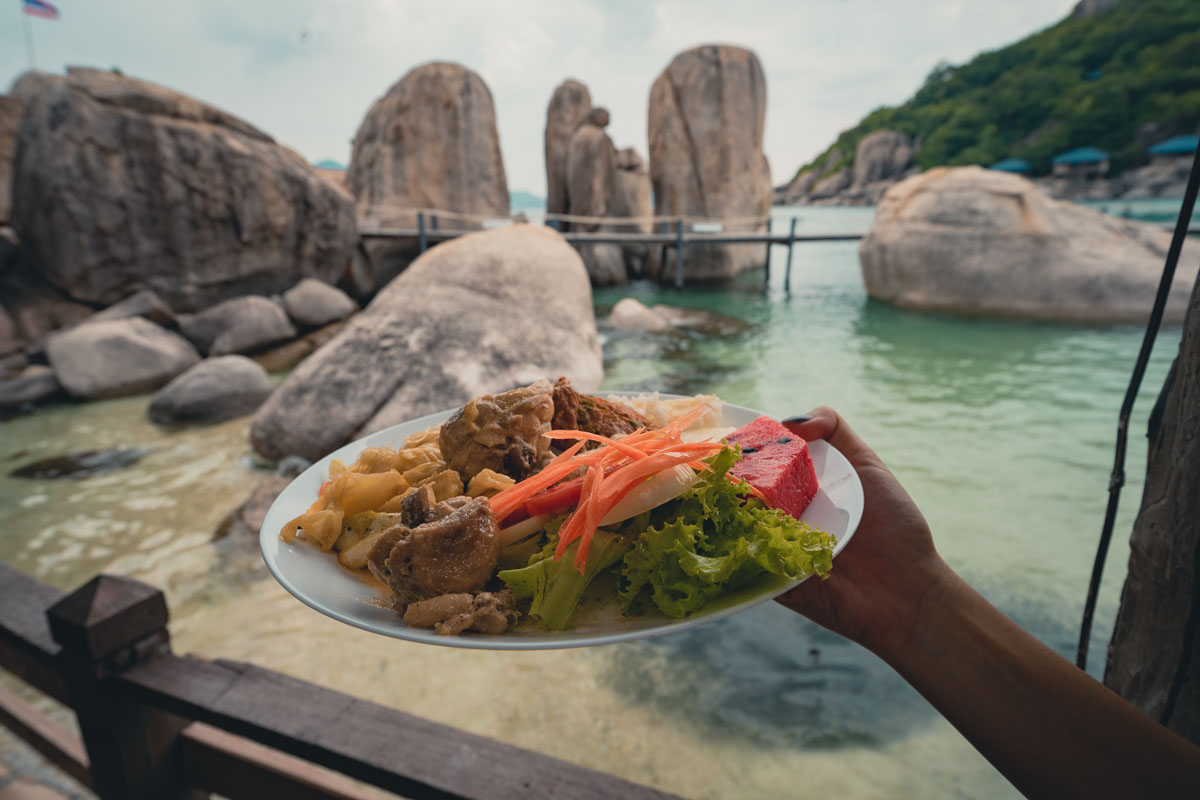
[3, 0, 1078, 195]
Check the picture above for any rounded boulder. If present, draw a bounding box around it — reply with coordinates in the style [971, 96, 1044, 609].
[251, 225, 603, 462]
[859, 166, 1200, 322]
[281, 278, 357, 328]
[148, 355, 274, 425]
[45, 317, 200, 399]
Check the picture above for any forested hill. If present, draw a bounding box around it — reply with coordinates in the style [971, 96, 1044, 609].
[793, 0, 1200, 181]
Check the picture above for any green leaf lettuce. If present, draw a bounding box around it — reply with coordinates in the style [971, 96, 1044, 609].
[618, 446, 836, 618]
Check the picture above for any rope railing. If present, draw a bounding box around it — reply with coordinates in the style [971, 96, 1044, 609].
[356, 204, 774, 231]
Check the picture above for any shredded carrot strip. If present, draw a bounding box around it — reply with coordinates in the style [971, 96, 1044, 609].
[493, 405, 725, 572]
[488, 440, 586, 520]
[542, 429, 648, 461]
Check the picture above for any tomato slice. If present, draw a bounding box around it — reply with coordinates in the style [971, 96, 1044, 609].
[523, 475, 587, 517]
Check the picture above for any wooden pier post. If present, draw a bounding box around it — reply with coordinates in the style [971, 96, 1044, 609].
[675, 218, 685, 289]
[784, 217, 798, 294]
[763, 217, 773, 276]
[417, 212, 427, 253]
[47, 575, 203, 799]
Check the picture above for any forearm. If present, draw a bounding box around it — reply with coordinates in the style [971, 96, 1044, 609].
[879, 565, 1200, 799]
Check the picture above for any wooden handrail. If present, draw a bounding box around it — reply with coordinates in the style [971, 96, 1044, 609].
[0, 565, 683, 800]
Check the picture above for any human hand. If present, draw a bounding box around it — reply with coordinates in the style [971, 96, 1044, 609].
[775, 407, 952, 660]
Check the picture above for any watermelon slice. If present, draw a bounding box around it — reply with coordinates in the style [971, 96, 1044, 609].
[725, 416, 818, 519]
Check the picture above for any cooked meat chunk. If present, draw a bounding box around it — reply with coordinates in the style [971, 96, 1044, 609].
[403, 590, 519, 635]
[551, 377, 650, 445]
[439, 381, 554, 482]
[365, 496, 501, 612]
[399, 484, 436, 528]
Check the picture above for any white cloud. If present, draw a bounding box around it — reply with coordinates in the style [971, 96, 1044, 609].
[1, 0, 1078, 194]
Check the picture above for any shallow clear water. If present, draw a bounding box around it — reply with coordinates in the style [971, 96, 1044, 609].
[0, 204, 1186, 799]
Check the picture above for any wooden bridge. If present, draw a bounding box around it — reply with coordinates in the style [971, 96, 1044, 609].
[0, 564, 682, 800]
[357, 207, 865, 290]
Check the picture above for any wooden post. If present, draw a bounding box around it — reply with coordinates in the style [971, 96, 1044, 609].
[47, 575, 204, 800]
[675, 218, 685, 289]
[430, 214, 438, 233]
[417, 212, 427, 253]
[784, 217, 798, 295]
[763, 217, 773, 275]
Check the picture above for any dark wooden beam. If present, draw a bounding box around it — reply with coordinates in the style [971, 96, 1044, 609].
[0, 564, 69, 703]
[0, 684, 92, 789]
[179, 722, 381, 800]
[121, 655, 682, 800]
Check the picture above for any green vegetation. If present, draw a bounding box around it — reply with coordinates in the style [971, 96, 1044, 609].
[795, 0, 1200, 180]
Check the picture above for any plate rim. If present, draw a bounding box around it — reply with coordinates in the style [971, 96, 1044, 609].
[259, 393, 863, 651]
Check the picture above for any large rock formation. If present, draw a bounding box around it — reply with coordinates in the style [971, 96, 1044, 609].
[858, 166, 1199, 322]
[544, 80, 593, 220]
[611, 148, 654, 277]
[348, 62, 508, 292]
[0, 95, 23, 223]
[647, 45, 772, 281]
[852, 130, 914, 190]
[251, 225, 603, 462]
[9, 68, 356, 312]
[566, 108, 625, 285]
[1105, 265, 1200, 744]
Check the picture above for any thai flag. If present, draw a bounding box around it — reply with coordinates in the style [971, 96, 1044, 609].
[22, 0, 60, 20]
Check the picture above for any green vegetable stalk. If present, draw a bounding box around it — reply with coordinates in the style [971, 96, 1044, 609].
[498, 518, 631, 630]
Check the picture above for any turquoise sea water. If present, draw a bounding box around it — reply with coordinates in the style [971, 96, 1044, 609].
[0, 203, 1187, 799]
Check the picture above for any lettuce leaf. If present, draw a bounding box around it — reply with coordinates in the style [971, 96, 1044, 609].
[618, 446, 836, 618]
[498, 519, 631, 630]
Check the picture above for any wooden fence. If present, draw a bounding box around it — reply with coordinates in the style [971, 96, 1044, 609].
[0, 564, 683, 800]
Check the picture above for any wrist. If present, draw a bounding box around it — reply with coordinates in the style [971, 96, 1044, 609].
[862, 554, 959, 665]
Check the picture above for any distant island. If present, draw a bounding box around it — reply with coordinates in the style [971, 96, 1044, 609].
[510, 190, 546, 210]
[780, 0, 1199, 205]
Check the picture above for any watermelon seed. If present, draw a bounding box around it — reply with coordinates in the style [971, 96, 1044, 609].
[777, 437, 792, 444]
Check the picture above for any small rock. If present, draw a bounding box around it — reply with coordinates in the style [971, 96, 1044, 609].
[45, 317, 200, 399]
[213, 474, 291, 543]
[148, 355, 274, 425]
[0, 364, 62, 409]
[650, 304, 751, 335]
[282, 278, 357, 328]
[177, 296, 297, 356]
[89, 289, 177, 329]
[607, 298, 673, 332]
[11, 447, 151, 479]
[275, 454, 312, 478]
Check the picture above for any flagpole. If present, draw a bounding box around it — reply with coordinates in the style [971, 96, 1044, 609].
[22, 10, 36, 70]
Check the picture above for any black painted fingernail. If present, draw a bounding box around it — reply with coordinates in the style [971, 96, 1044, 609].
[782, 414, 812, 424]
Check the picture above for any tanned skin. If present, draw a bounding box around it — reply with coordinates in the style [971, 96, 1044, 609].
[777, 407, 1200, 800]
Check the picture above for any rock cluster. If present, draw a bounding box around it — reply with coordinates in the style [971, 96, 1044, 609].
[777, 129, 917, 206]
[543, 82, 652, 285]
[544, 80, 593, 219]
[858, 166, 1200, 322]
[9, 68, 356, 312]
[251, 225, 603, 462]
[0, 276, 356, 415]
[348, 62, 508, 294]
[647, 45, 773, 281]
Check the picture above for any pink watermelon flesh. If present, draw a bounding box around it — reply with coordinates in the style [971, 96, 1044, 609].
[725, 415, 818, 519]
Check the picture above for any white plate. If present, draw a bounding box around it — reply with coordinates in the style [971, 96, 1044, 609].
[260, 396, 864, 650]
